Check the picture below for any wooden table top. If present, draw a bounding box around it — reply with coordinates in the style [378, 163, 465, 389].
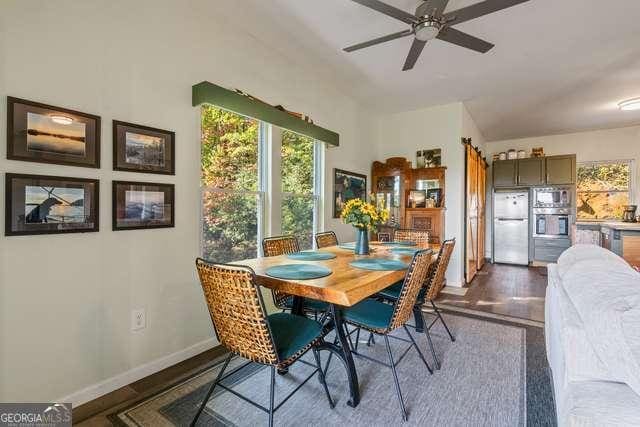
[233, 242, 439, 307]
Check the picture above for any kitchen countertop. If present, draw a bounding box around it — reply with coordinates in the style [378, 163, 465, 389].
[576, 221, 640, 231]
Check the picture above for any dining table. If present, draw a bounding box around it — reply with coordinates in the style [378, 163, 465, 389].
[232, 240, 440, 407]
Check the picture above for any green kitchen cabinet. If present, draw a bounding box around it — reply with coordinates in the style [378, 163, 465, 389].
[546, 155, 576, 185]
[492, 159, 517, 188]
[517, 157, 545, 186]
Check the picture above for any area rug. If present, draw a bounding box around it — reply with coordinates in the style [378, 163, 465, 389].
[110, 311, 556, 426]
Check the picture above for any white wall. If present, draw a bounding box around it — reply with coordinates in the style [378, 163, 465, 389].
[375, 103, 466, 286]
[0, 0, 377, 405]
[485, 125, 640, 255]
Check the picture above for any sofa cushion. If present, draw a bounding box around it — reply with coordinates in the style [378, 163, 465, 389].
[562, 261, 640, 396]
[546, 264, 620, 383]
[557, 244, 630, 278]
[563, 381, 640, 427]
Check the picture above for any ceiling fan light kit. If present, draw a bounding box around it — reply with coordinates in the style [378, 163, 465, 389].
[345, 0, 530, 71]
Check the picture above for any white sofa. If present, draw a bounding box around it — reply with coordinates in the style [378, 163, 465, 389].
[546, 244, 640, 426]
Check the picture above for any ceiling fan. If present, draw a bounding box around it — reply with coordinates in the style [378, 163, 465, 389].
[344, 0, 530, 71]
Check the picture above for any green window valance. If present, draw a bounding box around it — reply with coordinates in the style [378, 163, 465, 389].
[192, 81, 339, 147]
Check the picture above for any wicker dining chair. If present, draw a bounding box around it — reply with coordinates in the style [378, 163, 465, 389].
[336, 249, 435, 421]
[262, 235, 328, 316]
[377, 238, 456, 370]
[394, 229, 430, 245]
[193, 259, 334, 427]
[315, 231, 338, 248]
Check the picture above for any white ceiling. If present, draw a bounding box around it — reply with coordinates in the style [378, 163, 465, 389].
[242, 0, 640, 141]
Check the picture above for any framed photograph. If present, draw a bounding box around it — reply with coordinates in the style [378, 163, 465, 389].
[113, 181, 174, 230]
[113, 121, 175, 175]
[427, 188, 442, 207]
[423, 149, 442, 167]
[7, 97, 100, 168]
[333, 169, 367, 218]
[409, 190, 427, 208]
[5, 173, 99, 236]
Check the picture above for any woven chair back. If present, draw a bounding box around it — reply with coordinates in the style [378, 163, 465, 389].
[315, 231, 338, 248]
[262, 235, 300, 257]
[388, 249, 434, 331]
[394, 229, 430, 245]
[195, 259, 278, 365]
[262, 235, 300, 308]
[425, 238, 456, 301]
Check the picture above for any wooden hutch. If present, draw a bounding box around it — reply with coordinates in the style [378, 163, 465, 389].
[371, 157, 446, 243]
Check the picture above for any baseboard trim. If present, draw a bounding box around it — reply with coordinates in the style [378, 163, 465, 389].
[59, 338, 217, 407]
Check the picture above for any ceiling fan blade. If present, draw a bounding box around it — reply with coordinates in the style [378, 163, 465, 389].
[350, 0, 416, 24]
[402, 38, 427, 71]
[437, 27, 494, 53]
[416, 0, 450, 18]
[344, 29, 413, 52]
[443, 0, 529, 26]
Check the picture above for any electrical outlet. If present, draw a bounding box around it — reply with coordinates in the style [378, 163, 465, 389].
[131, 308, 146, 332]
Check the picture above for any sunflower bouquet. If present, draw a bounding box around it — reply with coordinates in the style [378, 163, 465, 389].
[340, 198, 389, 231]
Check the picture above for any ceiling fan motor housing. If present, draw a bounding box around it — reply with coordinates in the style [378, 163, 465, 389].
[414, 19, 442, 41]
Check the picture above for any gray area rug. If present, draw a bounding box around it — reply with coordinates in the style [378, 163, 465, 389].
[111, 311, 555, 426]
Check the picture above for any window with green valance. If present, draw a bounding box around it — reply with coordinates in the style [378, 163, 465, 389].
[192, 81, 339, 147]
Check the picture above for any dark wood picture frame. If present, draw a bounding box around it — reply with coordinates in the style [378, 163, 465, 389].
[113, 120, 175, 175]
[333, 168, 367, 218]
[5, 173, 99, 236]
[6, 97, 101, 168]
[112, 181, 175, 231]
[427, 188, 442, 207]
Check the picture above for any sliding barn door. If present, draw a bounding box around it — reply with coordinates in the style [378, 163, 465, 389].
[477, 159, 487, 270]
[465, 145, 479, 283]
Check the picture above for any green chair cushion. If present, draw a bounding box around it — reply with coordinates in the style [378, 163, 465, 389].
[378, 281, 403, 300]
[378, 280, 427, 303]
[341, 299, 394, 330]
[267, 313, 323, 361]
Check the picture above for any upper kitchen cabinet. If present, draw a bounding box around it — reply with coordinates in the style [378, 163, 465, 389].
[492, 154, 576, 188]
[517, 157, 545, 186]
[492, 159, 517, 187]
[546, 155, 576, 185]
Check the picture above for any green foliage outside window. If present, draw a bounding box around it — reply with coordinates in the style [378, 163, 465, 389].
[201, 106, 259, 263]
[281, 130, 315, 250]
[201, 107, 318, 261]
[577, 161, 630, 220]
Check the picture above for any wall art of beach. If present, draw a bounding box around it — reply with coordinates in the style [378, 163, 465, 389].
[26, 112, 86, 157]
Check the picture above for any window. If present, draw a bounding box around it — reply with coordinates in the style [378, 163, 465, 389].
[201, 106, 261, 263]
[280, 130, 319, 250]
[577, 160, 632, 220]
[201, 107, 323, 262]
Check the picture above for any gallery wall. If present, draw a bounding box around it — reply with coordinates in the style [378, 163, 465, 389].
[0, 0, 377, 404]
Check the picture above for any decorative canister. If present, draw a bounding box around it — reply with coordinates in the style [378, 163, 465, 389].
[507, 149, 517, 160]
[517, 150, 526, 159]
[498, 152, 507, 160]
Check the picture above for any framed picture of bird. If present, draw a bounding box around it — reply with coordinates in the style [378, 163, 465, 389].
[5, 173, 99, 236]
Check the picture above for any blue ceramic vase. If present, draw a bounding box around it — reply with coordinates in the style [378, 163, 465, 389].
[354, 227, 370, 255]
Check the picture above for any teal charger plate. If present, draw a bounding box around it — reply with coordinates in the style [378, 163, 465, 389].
[265, 264, 332, 280]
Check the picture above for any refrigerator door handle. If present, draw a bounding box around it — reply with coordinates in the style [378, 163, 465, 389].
[496, 218, 526, 221]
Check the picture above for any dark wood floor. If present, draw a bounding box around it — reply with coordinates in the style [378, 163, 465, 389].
[437, 262, 547, 322]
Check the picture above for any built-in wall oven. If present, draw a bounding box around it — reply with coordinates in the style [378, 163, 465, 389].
[533, 208, 571, 239]
[532, 186, 574, 239]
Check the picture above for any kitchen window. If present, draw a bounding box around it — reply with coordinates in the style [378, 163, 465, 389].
[576, 160, 633, 220]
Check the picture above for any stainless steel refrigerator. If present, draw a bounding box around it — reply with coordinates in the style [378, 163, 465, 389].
[493, 191, 529, 265]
